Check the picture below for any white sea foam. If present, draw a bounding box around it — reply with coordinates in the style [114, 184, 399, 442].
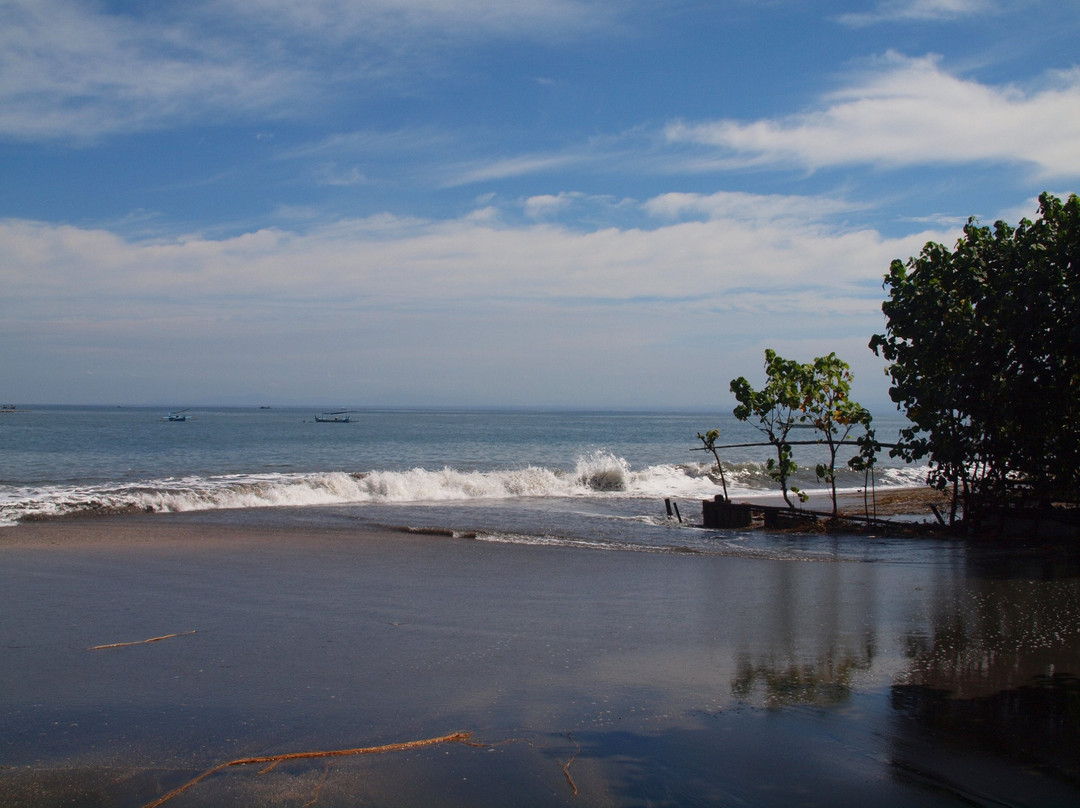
[0, 454, 931, 526]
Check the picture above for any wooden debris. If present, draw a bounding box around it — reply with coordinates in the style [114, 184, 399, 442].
[142, 731, 480, 808]
[87, 631, 197, 651]
[301, 762, 331, 808]
[560, 733, 580, 797]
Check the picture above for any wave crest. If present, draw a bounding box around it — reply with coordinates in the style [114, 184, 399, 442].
[576, 450, 629, 491]
[0, 454, 930, 526]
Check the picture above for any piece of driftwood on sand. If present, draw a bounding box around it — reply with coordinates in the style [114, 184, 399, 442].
[142, 731, 482, 808]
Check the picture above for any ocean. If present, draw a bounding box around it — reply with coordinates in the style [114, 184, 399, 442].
[0, 406, 927, 555]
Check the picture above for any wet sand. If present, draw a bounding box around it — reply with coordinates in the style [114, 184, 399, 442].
[837, 485, 952, 516]
[2, 513, 1079, 807]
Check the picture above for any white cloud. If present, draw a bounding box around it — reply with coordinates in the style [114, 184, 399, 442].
[0, 193, 947, 329]
[445, 153, 587, 186]
[0, 189, 961, 406]
[665, 53, 1080, 179]
[313, 163, 370, 186]
[839, 0, 991, 26]
[523, 193, 579, 219]
[642, 190, 864, 224]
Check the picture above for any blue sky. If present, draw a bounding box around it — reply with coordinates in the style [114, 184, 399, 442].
[2, 0, 1078, 410]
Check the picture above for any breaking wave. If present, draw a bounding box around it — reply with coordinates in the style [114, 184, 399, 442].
[0, 452, 929, 527]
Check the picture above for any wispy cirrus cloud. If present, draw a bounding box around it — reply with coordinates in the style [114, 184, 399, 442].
[642, 190, 864, 224]
[312, 163, 370, 187]
[0, 0, 635, 141]
[664, 53, 1080, 179]
[838, 0, 991, 26]
[444, 153, 590, 186]
[0, 0, 309, 140]
[216, 0, 626, 41]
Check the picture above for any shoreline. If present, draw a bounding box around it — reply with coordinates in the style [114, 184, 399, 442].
[729, 485, 951, 518]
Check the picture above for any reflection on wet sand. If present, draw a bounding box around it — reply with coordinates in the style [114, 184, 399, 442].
[714, 538, 1080, 801]
[891, 559, 1080, 789]
[727, 547, 879, 709]
[901, 577, 1080, 699]
[731, 646, 874, 708]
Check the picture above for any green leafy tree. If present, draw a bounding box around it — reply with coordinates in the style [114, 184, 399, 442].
[800, 353, 873, 517]
[730, 349, 811, 509]
[870, 192, 1080, 520]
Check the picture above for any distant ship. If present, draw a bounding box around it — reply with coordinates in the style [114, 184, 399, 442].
[166, 409, 189, 422]
[314, 410, 351, 423]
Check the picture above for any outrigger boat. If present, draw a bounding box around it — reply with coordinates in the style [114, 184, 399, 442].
[314, 410, 352, 423]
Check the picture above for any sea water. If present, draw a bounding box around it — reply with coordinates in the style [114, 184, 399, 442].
[0, 406, 927, 557]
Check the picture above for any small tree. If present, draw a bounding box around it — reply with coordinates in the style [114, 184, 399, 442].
[695, 428, 729, 499]
[730, 349, 811, 509]
[800, 353, 873, 517]
[849, 427, 882, 519]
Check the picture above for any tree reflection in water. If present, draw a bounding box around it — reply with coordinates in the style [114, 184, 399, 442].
[731, 647, 874, 708]
[892, 557, 1080, 786]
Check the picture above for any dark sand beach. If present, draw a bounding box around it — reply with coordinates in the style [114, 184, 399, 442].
[2, 510, 1079, 807]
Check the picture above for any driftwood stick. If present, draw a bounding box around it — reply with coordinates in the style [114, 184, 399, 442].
[560, 733, 580, 797]
[302, 762, 332, 808]
[87, 630, 197, 650]
[142, 732, 478, 808]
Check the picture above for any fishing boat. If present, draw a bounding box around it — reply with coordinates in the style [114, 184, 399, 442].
[166, 409, 189, 422]
[314, 410, 351, 423]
